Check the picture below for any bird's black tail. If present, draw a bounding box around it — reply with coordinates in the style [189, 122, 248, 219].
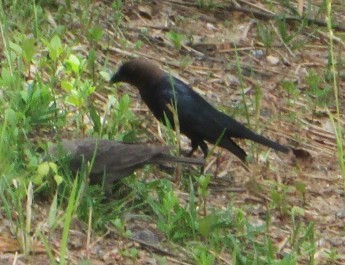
[220, 112, 288, 154]
[241, 129, 289, 153]
[223, 116, 289, 154]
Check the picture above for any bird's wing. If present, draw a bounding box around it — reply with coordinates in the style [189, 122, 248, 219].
[159, 77, 229, 140]
[70, 140, 168, 174]
[168, 78, 261, 138]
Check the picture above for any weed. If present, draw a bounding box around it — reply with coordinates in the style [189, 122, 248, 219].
[257, 22, 273, 48]
[325, 0, 344, 177]
[305, 69, 332, 112]
[112, 0, 124, 31]
[102, 94, 139, 140]
[270, 183, 289, 216]
[166, 31, 185, 52]
[197, 0, 216, 9]
[281, 80, 300, 108]
[197, 174, 211, 216]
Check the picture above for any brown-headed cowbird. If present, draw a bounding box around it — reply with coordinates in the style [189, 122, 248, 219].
[48, 139, 204, 185]
[110, 58, 289, 162]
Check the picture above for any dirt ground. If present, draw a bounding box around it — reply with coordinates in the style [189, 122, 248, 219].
[1, 0, 345, 264]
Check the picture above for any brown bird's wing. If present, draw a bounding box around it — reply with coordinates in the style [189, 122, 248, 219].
[57, 139, 168, 183]
[72, 139, 203, 169]
[49, 139, 202, 185]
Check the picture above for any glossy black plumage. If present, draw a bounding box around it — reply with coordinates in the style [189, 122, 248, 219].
[110, 58, 289, 161]
[48, 139, 204, 185]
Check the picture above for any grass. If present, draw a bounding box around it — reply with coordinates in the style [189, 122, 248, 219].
[0, 0, 344, 264]
[167, 31, 186, 52]
[325, 0, 345, 178]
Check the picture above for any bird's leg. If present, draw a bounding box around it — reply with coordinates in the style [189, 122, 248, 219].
[199, 141, 209, 158]
[198, 141, 209, 174]
[187, 140, 199, 157]
[186, 140, 206, 174]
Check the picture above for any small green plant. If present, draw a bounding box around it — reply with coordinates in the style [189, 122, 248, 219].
[252, 84, 263, 157]
[270, 183, 289, 216]
[192, 245, 216, 265]
[294, 181, 307, 206]
[112, 0, 124, 30]
[16, 81, 58, 129]
[257, 22, 273, 48]
[87, 26, 104, 82]
[0, 109, 19, 173]
[276, 18, 294, 45]
[59, 176, 82, 265]
[102, 94, 138, 140]
[305, 69, 332, 111]
[146, 180, 199, 242]
[60, 53, 103, 134]
[326, 248, 342, 263]
[197, 174, 211, 215]
[179, 55, 193, 69]
[233, 47, 251, 125]
[44, 35, 65, 64]
[291, 221, 316, 263]
[33, 161, 63, 194]
[121, 247, 139, 259]
[325, 0, 344, 177]
[274, 15, 306, 51]
[134, 40, 143, 50]
[112, 218, 131, 237]
[166, 31, 185, 51]
[0, 175, 30, 253]
[198, 212, 218, 238]
[281, 80, 300, 115]
[196, 0, 216, 9]
[290, 206, 305, 248]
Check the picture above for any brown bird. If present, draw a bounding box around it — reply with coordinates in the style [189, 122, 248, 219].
[48, 139, 204, 185]
[110, 58, 289, 162]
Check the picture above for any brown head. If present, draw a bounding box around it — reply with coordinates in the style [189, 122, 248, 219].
[110, 58, 167, 89]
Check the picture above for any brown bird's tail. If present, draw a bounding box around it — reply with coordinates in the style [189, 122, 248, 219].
[155, 154, 205, 165]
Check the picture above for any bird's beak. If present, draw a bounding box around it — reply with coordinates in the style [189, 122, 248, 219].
[109, 72, 120, 83]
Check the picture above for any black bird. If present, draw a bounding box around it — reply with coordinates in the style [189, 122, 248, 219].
[110, 58, 289, 162]
[48, 139, 204, 185]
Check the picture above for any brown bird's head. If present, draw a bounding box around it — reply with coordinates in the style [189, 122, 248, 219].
[110, 58, 167, 89]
